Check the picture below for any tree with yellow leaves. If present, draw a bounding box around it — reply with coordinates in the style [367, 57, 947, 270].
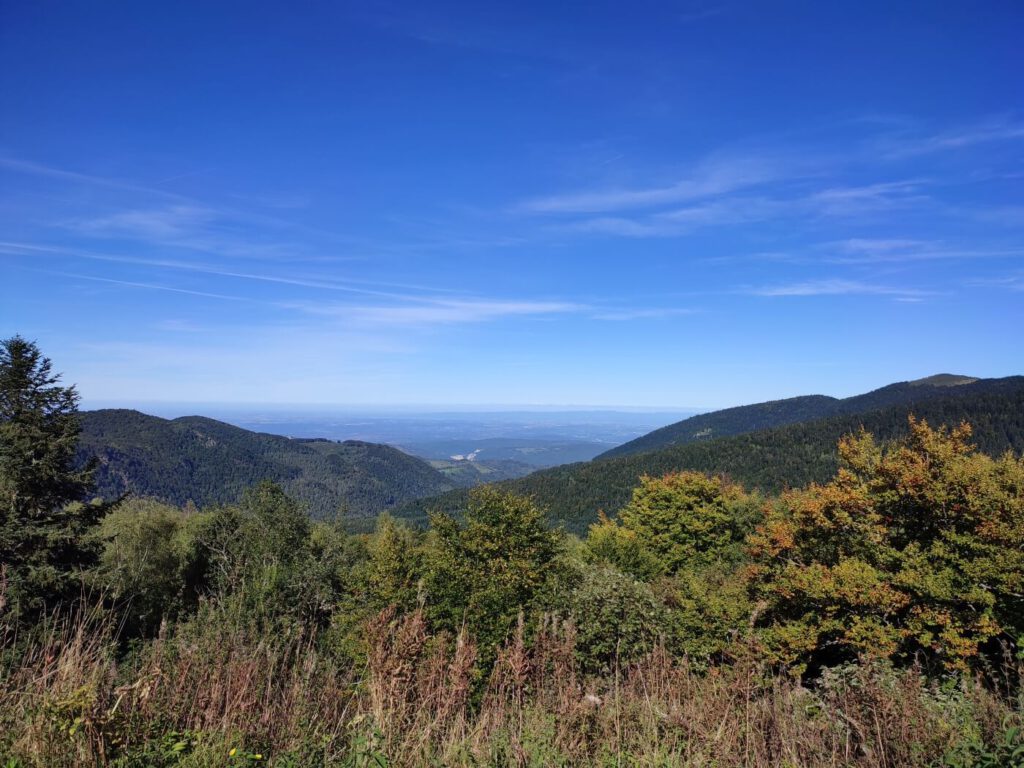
[747, 417, 1024, 673]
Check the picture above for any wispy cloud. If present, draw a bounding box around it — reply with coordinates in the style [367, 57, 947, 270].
[515, 114, 1024, 244]
[967, 272, 1024, 292]
[64, 203, 314, 261]
[823, 238, 1023, 264]
[568, 196, 787, 238]
[72, 205, 220, 239]
[833, 238, 933, 254]
[155, 319, 211, 333]
[563, 180, 932, 239]
[972, 205, 1024, 228]
[745, 278, 930, 298]
[0, 241, 457, 300]
[0, 156, 185, 200]
[18, 245, 588, 330]
[52, 272, 250, 301]
[807, 179, 929, 216]
[881, 118, 1024, 158]
[8, 238, 586, 328]
[517, 156, 778, 214]
[286, 298, 584, 326]
[676, 4, 727, 23]
[590, 307, 699, 321]
[569, 216, 682, 237]
[1, 156, 375, 262]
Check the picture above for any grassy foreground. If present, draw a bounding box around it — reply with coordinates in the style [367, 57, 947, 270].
[3, 603, 1024, 767]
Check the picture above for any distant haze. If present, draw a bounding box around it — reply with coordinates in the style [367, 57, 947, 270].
[79, 404, 697, 466]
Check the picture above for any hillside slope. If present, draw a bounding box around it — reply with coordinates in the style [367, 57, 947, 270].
[399, 376, 1024, 533]
[77, 409, 457, 522]
[429, 457, 537, 487]
[600, 373, 981, 459]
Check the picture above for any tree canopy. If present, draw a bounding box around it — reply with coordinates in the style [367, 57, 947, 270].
[747, 418, 1024, 673]
[426, 486, 562, 653]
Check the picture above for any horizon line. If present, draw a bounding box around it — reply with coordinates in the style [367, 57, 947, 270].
[80, 399, 706, 414]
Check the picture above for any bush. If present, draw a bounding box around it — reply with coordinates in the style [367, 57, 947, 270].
[567, 564, 667, 673]
[91, 498, 192, 636]
[426, 487, 562, 657]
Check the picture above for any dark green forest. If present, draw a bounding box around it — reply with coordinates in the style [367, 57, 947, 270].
[600, 373, 983, 458]
[401, 376, 1024, 532]
[76, 409, 458, 524]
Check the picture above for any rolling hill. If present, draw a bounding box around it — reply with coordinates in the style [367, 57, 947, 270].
[397, 376, 1024, 533]
[599, 374, 982, 459]
[400, 437, 615, 467]
[77, 409, 458, 523]
[427, 457, 537, 487]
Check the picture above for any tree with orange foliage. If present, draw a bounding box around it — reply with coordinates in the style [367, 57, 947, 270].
[747, 417, 1024, 673]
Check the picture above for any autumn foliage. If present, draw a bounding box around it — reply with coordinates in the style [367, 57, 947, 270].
[747, 417, 1024, 672]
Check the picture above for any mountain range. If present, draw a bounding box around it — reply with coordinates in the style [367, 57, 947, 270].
[77, 409, 457, 524]
[599, 374, 981, 459]
[77, 375, 1024, 533]
[397, 375, 1024, 532]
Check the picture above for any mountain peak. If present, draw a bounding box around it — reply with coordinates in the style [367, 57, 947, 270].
[908, 374, 978, 387]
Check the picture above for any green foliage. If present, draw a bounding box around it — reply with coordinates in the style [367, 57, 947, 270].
[186, 481, 338, 625]
[91, 498, 194, 635]
[76, 408, 457, 524]
[567, 564, 668, 672]
[656, 564, 754, 661]
[616, 471, 751, 574]
[3, 411, 1024, 765]
[365, 514, 421, 613]
[941, 719, 1024, 767]
[581, 471, 759, 663]
[0, 336, 110, 622]
[5, 336, 1024, 766]
[426, 487, 561, 654]
[601, 375, 986, 459]
[747, 418, 1024, 673]
[585, 513, 663, 580]
[402, 376, 1024, 534]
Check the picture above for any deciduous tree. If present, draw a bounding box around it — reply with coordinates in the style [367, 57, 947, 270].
[426, 487, 561, 654]
[747, 418, 1024, 673]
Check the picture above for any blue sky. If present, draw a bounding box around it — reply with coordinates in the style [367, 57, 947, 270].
[1, 1, 1022, 409]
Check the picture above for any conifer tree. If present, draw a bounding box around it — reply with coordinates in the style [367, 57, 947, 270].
[0, 336, 105, 620]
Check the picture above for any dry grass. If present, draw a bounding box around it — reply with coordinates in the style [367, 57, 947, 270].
[1, 604, 1020, 767]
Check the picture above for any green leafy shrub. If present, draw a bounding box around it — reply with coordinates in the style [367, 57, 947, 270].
[567, 564, 667, 673]
[91, 498, 193, 635]
[940, 718, 1024, 767]
[426, 487, 561, 657]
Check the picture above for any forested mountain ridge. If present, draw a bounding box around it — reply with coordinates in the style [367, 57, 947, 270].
[399, 376, 1024, 533]
[77, 409, 458, 522]
[599, 372, 985, 459]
